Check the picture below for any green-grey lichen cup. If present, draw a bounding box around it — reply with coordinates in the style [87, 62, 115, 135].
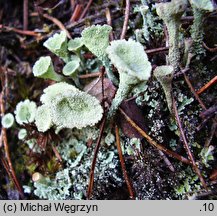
[154, 65, 174, 112]
[106, 39, 152, 118]
[33, 56, 64, 82]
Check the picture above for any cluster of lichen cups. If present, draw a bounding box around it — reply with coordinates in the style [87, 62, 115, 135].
[1, 25, 178, 133]
[5, 0, 214, 133]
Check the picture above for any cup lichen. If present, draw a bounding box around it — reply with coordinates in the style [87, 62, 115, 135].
[81, 24, 118, 86]
[49, 91, 103, 131]
[37, 82, 103, 131]
[33, 56, 64, 81]
[14, 99, 37, 125]
[18, 128, 27, 140]
[156, 0, 188, 71]
[189, 0, 214, 57]
[106, 39, 152, 118]
[154, 65, 174, 112]
[62, 59, 81, 87]
[35, 104, 53, 132]
[1, 113, 15, 129]
[43, 31, 69, 63]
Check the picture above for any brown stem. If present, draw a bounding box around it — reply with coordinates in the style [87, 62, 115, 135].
[115, 125, 135, 199]
[173, 98, 208, 190]
[79, 0, 93, 20]
[43, 14, 71, 39]
[105, 7, 114, 41]
[87, 117, 106, 199]
[0, 24, 39, 37]
[184, 74, 207, 110]
[120, 0, 130, 39]
[23, 0, 28, 30]
[197, 76, 217, 95]
[146, 46, 169, 55]
[0, 71, 24, 197]
[70, 4, 83, 22]
[119, 108, 191, 165]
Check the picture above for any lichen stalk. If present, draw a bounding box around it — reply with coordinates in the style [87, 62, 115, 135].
[190, 7, 205, 57]
[166, 19, 180, 72]
[108, 73, 138, 118]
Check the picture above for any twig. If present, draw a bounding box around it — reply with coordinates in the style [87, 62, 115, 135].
[197, 76, 217, 95]
[119, 108, 191, 165]
[105, 7, 114, 41]
[70, 0, 76, 10]
[0, 24, 39, 37]
[70, 4, 83, 23]
[66, 9, 120, 30]
[184, 74, 207, 110]
[158, 150, 175, 172]
[87, 116, 106, 199]
[0, 70, 24, 197]
[173, 98, 208, 190]
[79, 72, 101, 79]
[200, 104, 217, 119]
[23, 0, 28, 30]
[79, 0, 93, 20]
[203, 42, 217, 52]
[43, 14, 71, 39]
[51, 145, 62, 162]
[100, 66, 106, 111]
[120, 0, 130, 39]
[145, 47, 169, 55]
[0, 155, 23, 197]
[205, 121, 217, 147]
[115, 125, 135, 199]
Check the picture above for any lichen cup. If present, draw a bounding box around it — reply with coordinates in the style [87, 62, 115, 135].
[106, 39, 152, 118]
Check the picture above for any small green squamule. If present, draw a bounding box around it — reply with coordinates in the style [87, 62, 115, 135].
[106, 39, 152, 118]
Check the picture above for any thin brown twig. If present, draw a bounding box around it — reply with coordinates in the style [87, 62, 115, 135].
[70, 0, 76, 10]
[205, 121, 217, 147]
[158, 150, 175, 172]
[119, 108, 191, 165]
[79, 72, 101, 79]
[101, 66, 106, 111]
[0, 71, 24, 197]
[203, 42, 217, 52]
[197, 76, 217, 95]
[145, 46, 169, 55]
[43, 14, 71, 39]
[79, 0, 93, 20]
[105, 7, 114, 41]
[87, 65, 107, 199]
[70, 4, 83, 23]
[51, 145, 62, 162]
[184, 74, 207, 110]
[173, 98, 208, 190]
[0, 155, 23, 196]
[0, 24, 39, 37]
[115, 125, 135, 199]
[87, 116, 106, 199]
[23, 0, 28, 30]
[120, 0, 130, 39]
